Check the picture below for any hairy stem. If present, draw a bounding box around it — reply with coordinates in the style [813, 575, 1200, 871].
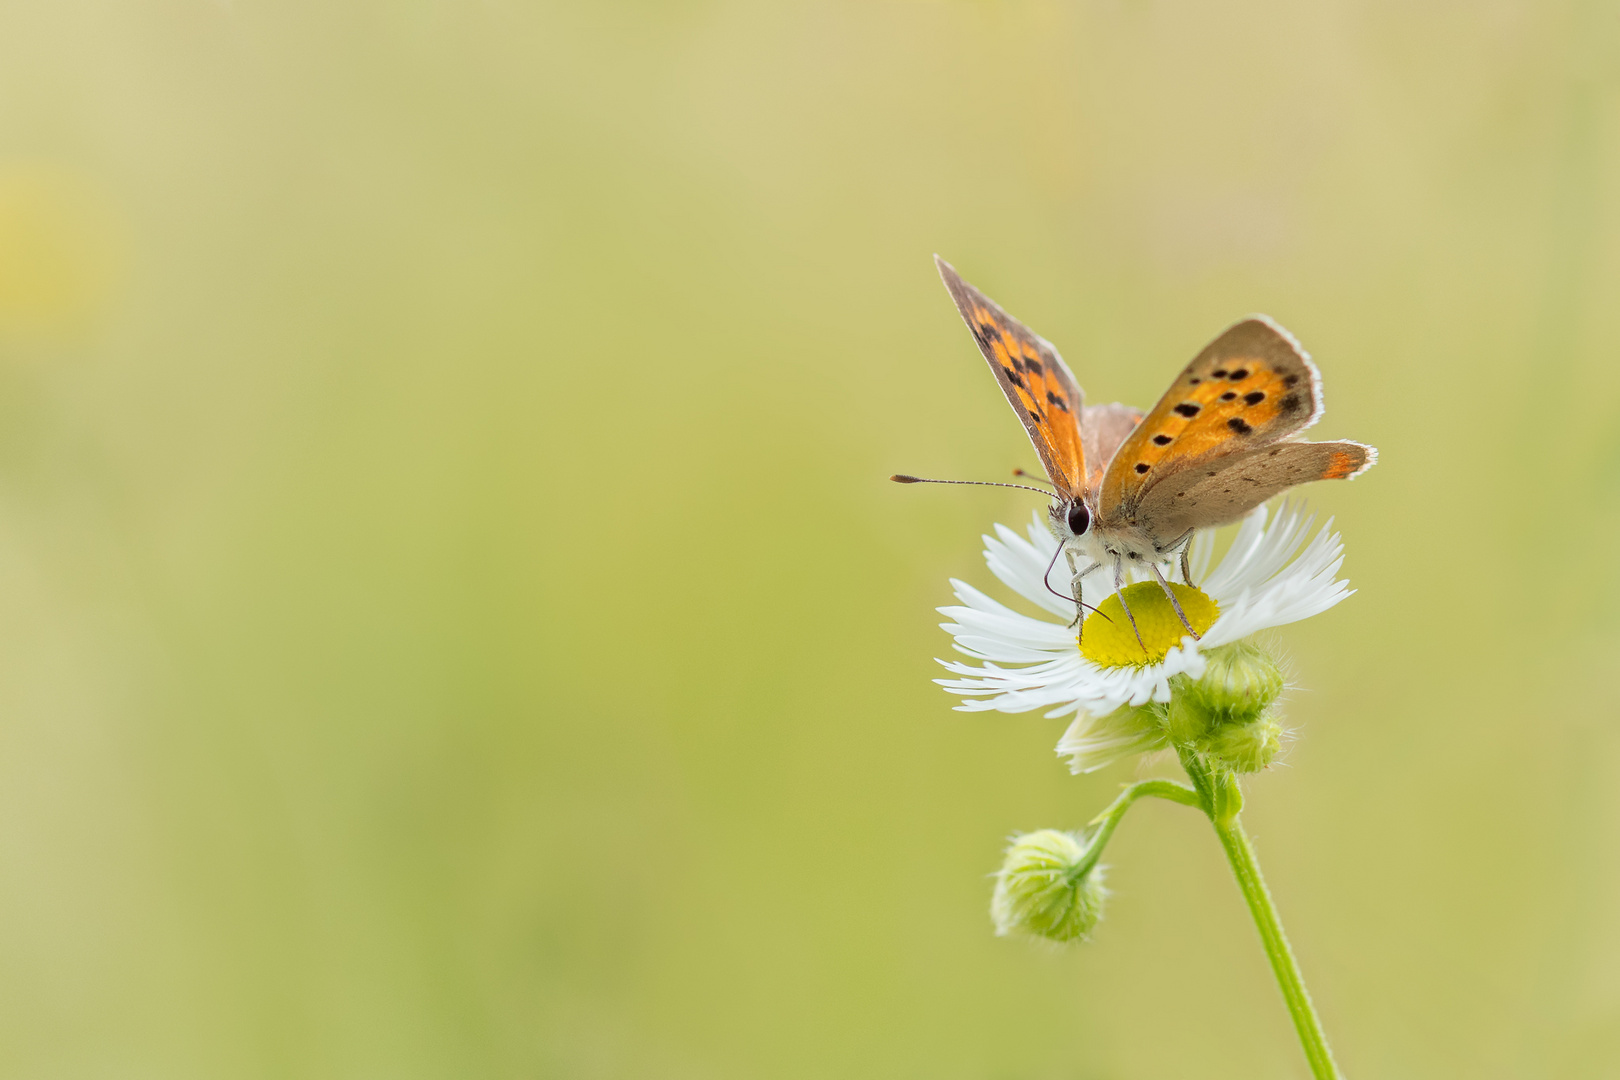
[1180, 751, 1342, 1079]
[1069, 779, 1200, 882]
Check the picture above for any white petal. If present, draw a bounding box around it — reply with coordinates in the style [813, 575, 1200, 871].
[984, 519, 1072, 617]
[1055, 709, 1170, 774]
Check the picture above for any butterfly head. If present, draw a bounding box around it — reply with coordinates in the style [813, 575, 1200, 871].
[1052, 498, 1093, 542]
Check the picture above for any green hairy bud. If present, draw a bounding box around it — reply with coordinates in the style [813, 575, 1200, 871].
[990, 829, 1108, 943]
[1185, 641, 1285, 722]
[1168, 642, 1289, 773]
[1203, 709, 1285, 774]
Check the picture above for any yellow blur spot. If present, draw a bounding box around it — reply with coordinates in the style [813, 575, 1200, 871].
[1080, 581, 1219, 668]
[0, 164, 116, 338]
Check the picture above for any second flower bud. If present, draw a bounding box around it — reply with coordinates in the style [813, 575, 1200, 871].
[1169, 641, 1288, 773]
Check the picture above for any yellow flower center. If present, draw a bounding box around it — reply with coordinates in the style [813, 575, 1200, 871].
[1080, 581, 1220, 668]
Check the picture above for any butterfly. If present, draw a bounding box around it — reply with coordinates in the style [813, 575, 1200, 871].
[896, 256, 1376, 643]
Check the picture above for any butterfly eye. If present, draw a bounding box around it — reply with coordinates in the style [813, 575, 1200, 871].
[1066, 502, 1091, 536]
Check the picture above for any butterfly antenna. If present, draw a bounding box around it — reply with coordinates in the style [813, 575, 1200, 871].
[892, 472, 1105, 620]
[890, 474, 1055, 498]
[1011, 468, 1057, 491]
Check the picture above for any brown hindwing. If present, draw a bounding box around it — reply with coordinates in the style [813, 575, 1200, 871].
[1099, 316, 1321, 516]
[1133, 440, 1376, 538]
[935, 256, 1087, 499]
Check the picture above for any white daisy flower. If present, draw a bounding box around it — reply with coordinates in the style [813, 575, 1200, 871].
[936, 501, 1351, 773]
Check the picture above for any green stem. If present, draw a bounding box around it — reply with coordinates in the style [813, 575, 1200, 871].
[1070, 780, 1201, 883]
[1180, 751, 1342, 1080]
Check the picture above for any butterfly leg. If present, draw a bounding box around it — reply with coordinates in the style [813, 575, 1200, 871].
[1158, 529, 1195, 587]
[1065, 554, 1101, 633]
[1172, 531, 1198, 586]
[1149, 560, 1200, 640]
[1113, 554, 1148, 652]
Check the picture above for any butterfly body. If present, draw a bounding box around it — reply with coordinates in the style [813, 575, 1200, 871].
[928, 256, 1375, 632]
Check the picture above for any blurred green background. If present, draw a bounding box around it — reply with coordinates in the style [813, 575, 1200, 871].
[1, 1, 1618, 1077]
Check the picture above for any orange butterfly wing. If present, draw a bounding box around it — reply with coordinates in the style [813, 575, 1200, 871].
[935, 257, 1087, 499]
[1097, 316, 1324, 521]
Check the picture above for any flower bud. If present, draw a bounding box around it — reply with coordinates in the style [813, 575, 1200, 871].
[990, 829, 1108, 943]
[1184, 641, 1285, 723]
[1165, 691, 1212, 745]
[1202, 708, 1284, 774]
[1164, 641, 1288, 771]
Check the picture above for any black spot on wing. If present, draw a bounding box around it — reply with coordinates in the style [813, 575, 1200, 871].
[1244, 391, 1265, 405]
[1135, 463, 1150, 474]
[1174, 402, 1200, 418]
[1228, 368, 1249, 380]
[1228, 418, 1253, 435]
[1046, 390, 1070, 411]
[1220, 391, 1237, 401]
[1152, 433, 1172, 445]
[1280, 393, 1302, 413]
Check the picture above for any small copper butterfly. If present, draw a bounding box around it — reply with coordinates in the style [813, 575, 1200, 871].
[896, 256, 1376, 643]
